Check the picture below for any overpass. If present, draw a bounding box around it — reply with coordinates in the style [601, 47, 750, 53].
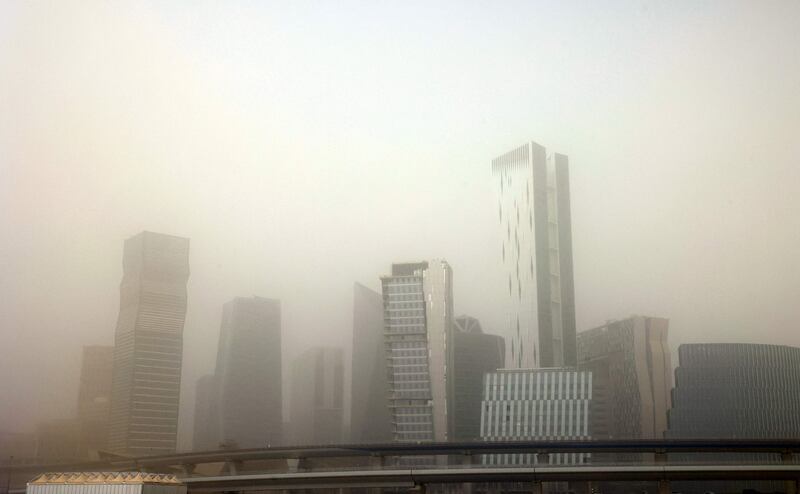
[4, 440, 800, 493]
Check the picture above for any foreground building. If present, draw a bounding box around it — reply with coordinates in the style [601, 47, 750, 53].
[452, 316, 505, 441]
[109, 231, 190, 455]
[480, 368, 592, 465]
[290, 347, 345, 445]
[492, 141, 576, 369]
[76, 345, 113, 456]
[667, 343, 800, 493]
[381, 260, 453, 442]
[577, 316, 671, 439]
[215, 296, 282, 448]
[350, 283, 391, 443]
[192, 375, 219, 451]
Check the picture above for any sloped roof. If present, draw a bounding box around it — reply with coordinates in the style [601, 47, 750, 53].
[29, 472, 182, 485]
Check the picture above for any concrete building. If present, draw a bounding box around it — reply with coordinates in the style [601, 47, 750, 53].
[451, 316, 504, 441]
[192, 375, 219, 451]
[290, 347, 345, 445]
[381, 260, 453, 442]
[215, 296, 282, 448]
[350, 283, 391, 443]
[109, 231, 190, 455]
[480, 368, 592, 465]
[577, 316, 671, 439]
[492, 141, 576, 369]
[35, 419, 81, 461]
[76, 345, 113, 455]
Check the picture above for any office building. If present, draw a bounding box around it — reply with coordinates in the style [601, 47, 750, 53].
[451, 315, 504, 441]
[480, 368, 592, 465]
[76, 345, 113, 455]
[492, 141, 576, 369]
[290, 347, 345, 445]
[109, 231, 189, 455]
[667, 343, 800, 494]
[216, 296, 282, 448]
[192, 375, 219, 451]
[381, 260, 453, 442]
[350, 283, 391, 443]
[35, 419, 81, 461]
[577, 316, 671, 439]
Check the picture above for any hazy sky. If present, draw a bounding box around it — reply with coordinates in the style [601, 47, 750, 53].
[1, 1, 799, 449]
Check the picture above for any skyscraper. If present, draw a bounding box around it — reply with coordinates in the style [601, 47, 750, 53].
[290, 347, 345, 445]
[381, 260, 453, 442]
[77, 345, 113, 455]
[192, 374, 219, 451]
[451, 316, 504, 441]
[350, 283, 391, 443]
[215, 296, 282, 448]
[492, 141, 576, 369]
[577, 316, 672, 439]
[109, 231, 189, 456]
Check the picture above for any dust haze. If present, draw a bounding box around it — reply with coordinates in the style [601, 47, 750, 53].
[1, 1, 799, 450]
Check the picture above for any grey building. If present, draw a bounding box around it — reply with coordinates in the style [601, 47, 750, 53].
[350, 283, 391, 443]
[76, 345, 113, 456]
[381, 260, 453, 442]
[192, 374, 219, 451]
[667, 343, 800, 494]
[290, 347, 345, 445]
[577, 316, 672, 439]
[492, 141, 576, 369]
[452, 316, 504, 441]
[480, 368, 592, 465]
[109, 231, 189, 455]
[215, 296, 282, 448]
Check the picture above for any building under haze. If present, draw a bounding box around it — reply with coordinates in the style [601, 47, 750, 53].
[109, 231, 190, 456]
[492, 141, 576, 369]
[290, 347, 344, 445]
[215, 296, 282, 448]
[76, 345, 113, 455]
[577, 316, 671, 439]
[381, 260, 453, 442]
[451, 315, 504, 441]
[192, 374, 219, 451]
[480, 368, 592, 465]
[350, 283, 391, 443]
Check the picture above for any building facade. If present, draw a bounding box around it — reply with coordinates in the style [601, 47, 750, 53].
[215, 296, 282, 448]
[192, 374, 219, 451]
[77, 345, 113, 455]
[290, 347, 345, 445]
[381, 260, 453, 442]
[480, 368, 592, 465]
[452, 315, 505, 441]
[577, 316, 671, 439]
[350, 283, 392, 443]
[492, 141, 576, 369]
[109, 231, 190, 455]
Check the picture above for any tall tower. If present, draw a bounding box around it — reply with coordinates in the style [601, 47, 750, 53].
[289, 347, 345, 445]
[109, 231, 190, 455]
[492, 141, 576, 368]
[350, 283, 391, 443]
[215, 296, 282, 448]
[77, 345, 113, 455]
[381, 260, 453, 442]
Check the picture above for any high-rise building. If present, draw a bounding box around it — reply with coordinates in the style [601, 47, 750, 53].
[667, 343, 800, 494]
[290, 347, 345, 445]
[480, 368, 592, 465]
[77, 345, 113, 455]
[577, 316, 671, 439]
[492, 141, 576, 369]
[192, 374, 219, 451]
[381, 260, 453, 442]
[451, 316, 504, 441]
[215, 296, 282, 448]
[350, 283, 391, 443]
[109, 231, 189, 456]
